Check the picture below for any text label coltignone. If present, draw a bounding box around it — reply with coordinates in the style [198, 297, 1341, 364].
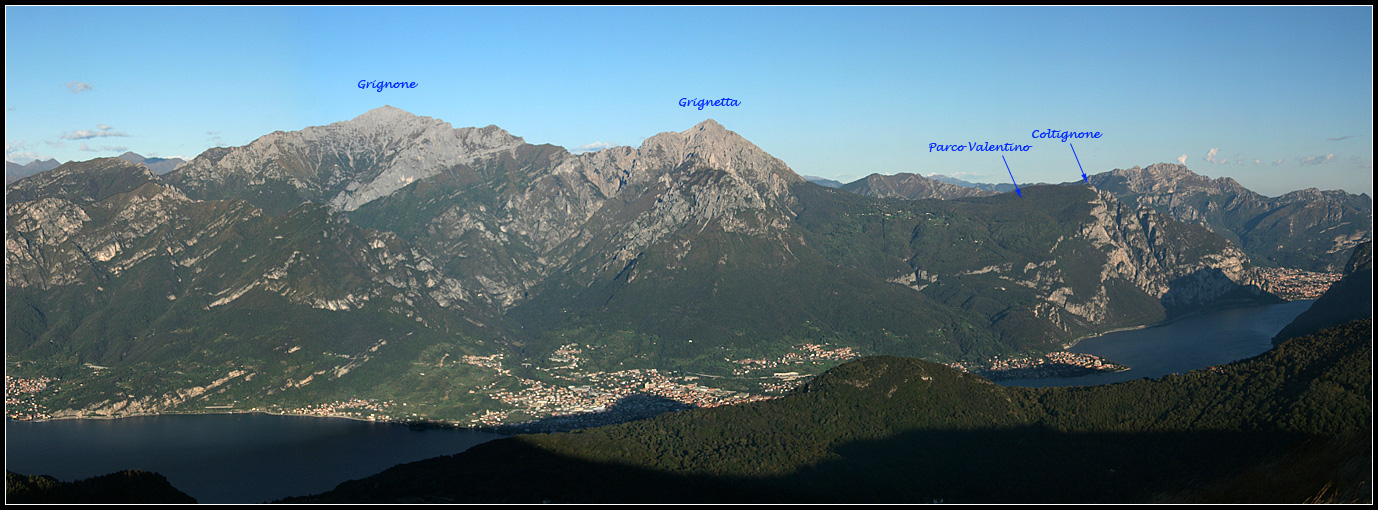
[1031, 129, 1102, 142]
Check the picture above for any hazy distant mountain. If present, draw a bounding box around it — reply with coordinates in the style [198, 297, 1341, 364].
[1273, 242, 1373, 344]
[840, 173, 995, 200]
[802, 175, 844, 188]
[927, 174, 1019, 193]
[116, 152, 185, 175]
[1087, 163, 1372, 272]
[5, 158, 61, 185]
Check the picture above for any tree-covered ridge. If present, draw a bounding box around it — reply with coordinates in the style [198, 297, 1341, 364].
[288, 320, 1371, 503]
[6, 470, 196, 504]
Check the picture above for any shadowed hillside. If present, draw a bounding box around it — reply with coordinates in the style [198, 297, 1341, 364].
[283, 320, 1371, 503]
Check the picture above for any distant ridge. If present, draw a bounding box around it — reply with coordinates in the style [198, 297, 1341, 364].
[5, 158, 61, 185]
[116, 152, 185, 175]
[802, 175, 844, 188]
[927, 174, 1018, 193]
[840, 172, 995, 200]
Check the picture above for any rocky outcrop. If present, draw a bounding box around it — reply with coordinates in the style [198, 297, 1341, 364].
[1077, 189, 1266, 308]
[1087, 163, 1372, 271]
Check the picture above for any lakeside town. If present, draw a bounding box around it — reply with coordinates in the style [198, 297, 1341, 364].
[728, 344, 860, 376]
[5, 375, 55, 421]
[6, 342, 1117, 425]
[465, 343, 859, 430]
[1254, 267, 1343, 300]
[946, 351, 1128, 381]
[2, 343, 860, 428]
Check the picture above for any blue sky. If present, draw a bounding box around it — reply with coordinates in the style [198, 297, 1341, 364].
[5, 6, 1372, 196]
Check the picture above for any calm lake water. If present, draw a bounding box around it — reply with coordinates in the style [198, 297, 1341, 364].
[998, 300, 1315, 388]
[6, 413, 504, 503]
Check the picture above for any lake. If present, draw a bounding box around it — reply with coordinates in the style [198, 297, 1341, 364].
[5, 301, 1315, 502]
[5, 413, 504, 503]
[997, 300, 1315, 388]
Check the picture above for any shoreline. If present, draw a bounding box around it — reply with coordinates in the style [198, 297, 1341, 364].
[10, 409, 505, 434]
[1060, 298, 1310, 351]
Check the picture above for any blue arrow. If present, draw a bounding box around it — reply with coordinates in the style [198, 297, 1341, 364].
[1071, 143, 1087, 183]
[1002, 155, 1021, 197]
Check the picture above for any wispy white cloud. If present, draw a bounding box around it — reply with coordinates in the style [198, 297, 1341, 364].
[78, 142, 128, 153]
[61, 124, 129, 140]
[1253, 159, 1261, 165]
[1203, 148, 1228, 164]
[5, 152, 45, 164]
[1272, 159, 1284, 166]
[66, 81, 92, 94]
[1176, 154, 1187, 165]
[6, 142, 47, 164]
[1299, 154, 1335, 165]
[573, 141, 619, 154]
[1327, 135, 1355, 141]
[936, 172, 987, 180]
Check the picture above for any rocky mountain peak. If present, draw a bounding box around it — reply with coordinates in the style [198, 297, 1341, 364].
[634, 120, 802, 200]
[1095, 163, 1258, 199]
[690, 118, 726, 132]
[352, 104, 416, 124]
[167, 106, 531, 213]
[1116, 163, 1208, 191]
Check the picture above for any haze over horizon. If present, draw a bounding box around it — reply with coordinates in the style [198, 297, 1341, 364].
[4, 6, 1373, 196]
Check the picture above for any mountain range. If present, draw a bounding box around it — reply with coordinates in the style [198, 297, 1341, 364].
[5, 107, 1358, 425]
[1087, 164, 1371, 272]
[5, 152, 185, 186]
[803, 166, 1370, 273]
[928, 173, 1020, 193]
[5, 158, 61, 185]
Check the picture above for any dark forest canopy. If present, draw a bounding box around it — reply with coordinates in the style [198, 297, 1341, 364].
[286, 320, 1372, 504]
